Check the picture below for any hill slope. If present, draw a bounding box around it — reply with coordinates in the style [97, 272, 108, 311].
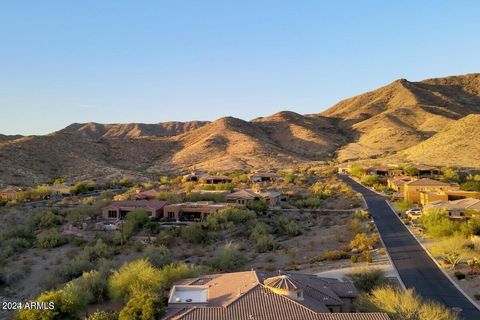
[320, 73, 480, 161]
[397, 114, 480, 167]
[59, 121, 210, 139]
[1, 73, 479, 186]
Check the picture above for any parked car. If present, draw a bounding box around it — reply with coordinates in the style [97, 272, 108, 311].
[406, 208, 422, 216]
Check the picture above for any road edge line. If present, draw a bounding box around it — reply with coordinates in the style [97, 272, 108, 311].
[384, 199, 480, 311]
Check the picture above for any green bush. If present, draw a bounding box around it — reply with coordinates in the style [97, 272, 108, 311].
[123, 209, 150, 239]
[210, 242, 247, 271]
[356, 286, 459, 320]
[144, 245, 172, 268]
[185, 192, 225, 203]
[275, 216, 302, 237]
[247, 200, 269, 213]
[204, 207, 256, 231]
[38, 211, 62, 229]
[36, 228, 66, 248]
[346, 268, 386, 292]
[109, 259, 162, 302]
[249, 223, 271, 240]
[85, 311, 118, 320]
[254, 234, 278, 253]
[181, 224, 208, 244]
[349, 165, 365, 178]
[361, 175, 379, 186]
[419, 208, 459, 238]
[119, 289, 163, 320]
[323, 250, 349, 260]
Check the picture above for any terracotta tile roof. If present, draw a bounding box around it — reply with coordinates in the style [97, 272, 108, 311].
[171, 285, 389, 320]
[165, 271, 388, 320]
[264, 274, 303, 291]
[404, 178, 450, 187]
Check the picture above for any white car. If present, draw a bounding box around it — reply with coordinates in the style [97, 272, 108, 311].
[406, 208, 422, 216]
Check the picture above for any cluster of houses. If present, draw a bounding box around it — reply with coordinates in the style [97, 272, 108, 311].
[101, 172, 285, 223]
[163, 270, 390, 320]
[339, 163, 480, 219]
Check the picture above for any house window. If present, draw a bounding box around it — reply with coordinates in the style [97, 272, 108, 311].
[108, 210, 117, 218]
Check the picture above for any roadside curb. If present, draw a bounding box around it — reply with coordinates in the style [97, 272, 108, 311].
[384, 200, 480, 311]
[357, 194, 407, 291]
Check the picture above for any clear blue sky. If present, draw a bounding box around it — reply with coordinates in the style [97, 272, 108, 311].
[1, 1, 479, 135]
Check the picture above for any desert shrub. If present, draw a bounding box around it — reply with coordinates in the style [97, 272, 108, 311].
[155, 192, 183, 203]
[119, 289, 163, 320]
[157, 263, 197, 289]
[38, 211, 62, 229]
[250, 223, 271, 240]
[361, 175, 379, 186]
[247, 200, 268, 213]
[275, 216, 302, 237]
[16, 281, 92, 320]
[36, 228, 66, 248]
[349, 165, 365, 178]
[123, 209, 149, 239]
[109, 259, 162, 302]
[461, 180, 480, 192]
[199, 183, 233, 191]
[70, 181, 96, 195]
[144, 245, 172, 268]
[419, 208, 459, 238]
[204, 207, 256, 231]
[84, 239, 113, 261]
[356, 287, 459, 320]
[75, 270, 108, 304]
[393, 200, 414, 213]
[309, 182, 334, 199]
[85, 311, 118, 320]
[346, 268, 386, 292]
[454, 271, 466, 280]
[350, 233, 377, 252]
[185, 192, 225, 203]
[254, 234, 278, 253]
[351, 255, 359, 263]
[181, 224, 208, 244]
[347, 217, 365, 235]
[430, 237, 470, 268]
[441, 167, 461, 182]
[323, 250, 349, 260]
[210, 242, 247, 271]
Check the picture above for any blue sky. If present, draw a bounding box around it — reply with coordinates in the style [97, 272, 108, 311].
[1, 1, 479, 135]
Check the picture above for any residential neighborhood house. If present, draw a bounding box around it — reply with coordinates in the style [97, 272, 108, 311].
[201, 175, 233, 185]
[101, 200, 168, 220]
[163, 270, 390, 320]
[226, 188, 282, 207]
[162, 201, 232, 222]
[423, 198, 480, 217]
[403, 178, 458, 204]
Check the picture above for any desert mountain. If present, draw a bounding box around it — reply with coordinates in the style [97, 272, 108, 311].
[397, 114, 480, 167]
[0, 134, 23, 142]
[320, 73, 480, 161]
[0, 73, 479, 186]
[59, 121, 210, 139]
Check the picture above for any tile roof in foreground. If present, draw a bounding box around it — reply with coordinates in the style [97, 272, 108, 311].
[164, 271, 390, 320]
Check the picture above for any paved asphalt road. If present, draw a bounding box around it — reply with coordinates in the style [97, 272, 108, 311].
[338, 175, 480, 320]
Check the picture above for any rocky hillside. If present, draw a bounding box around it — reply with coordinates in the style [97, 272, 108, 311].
[320, 73, 480, 161]
[1, 73, 479, 186]
[397, 114, 480, 167]
[59, 121, 210, 139]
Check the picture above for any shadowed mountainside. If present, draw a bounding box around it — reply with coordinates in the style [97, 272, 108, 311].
[319, 73, 480, 161]
[1, 73, 479, 185]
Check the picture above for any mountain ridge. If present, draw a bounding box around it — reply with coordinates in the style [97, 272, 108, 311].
[1, 73, 479, 186]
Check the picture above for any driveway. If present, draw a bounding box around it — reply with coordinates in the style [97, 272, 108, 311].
[338, 175, 480, 320]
